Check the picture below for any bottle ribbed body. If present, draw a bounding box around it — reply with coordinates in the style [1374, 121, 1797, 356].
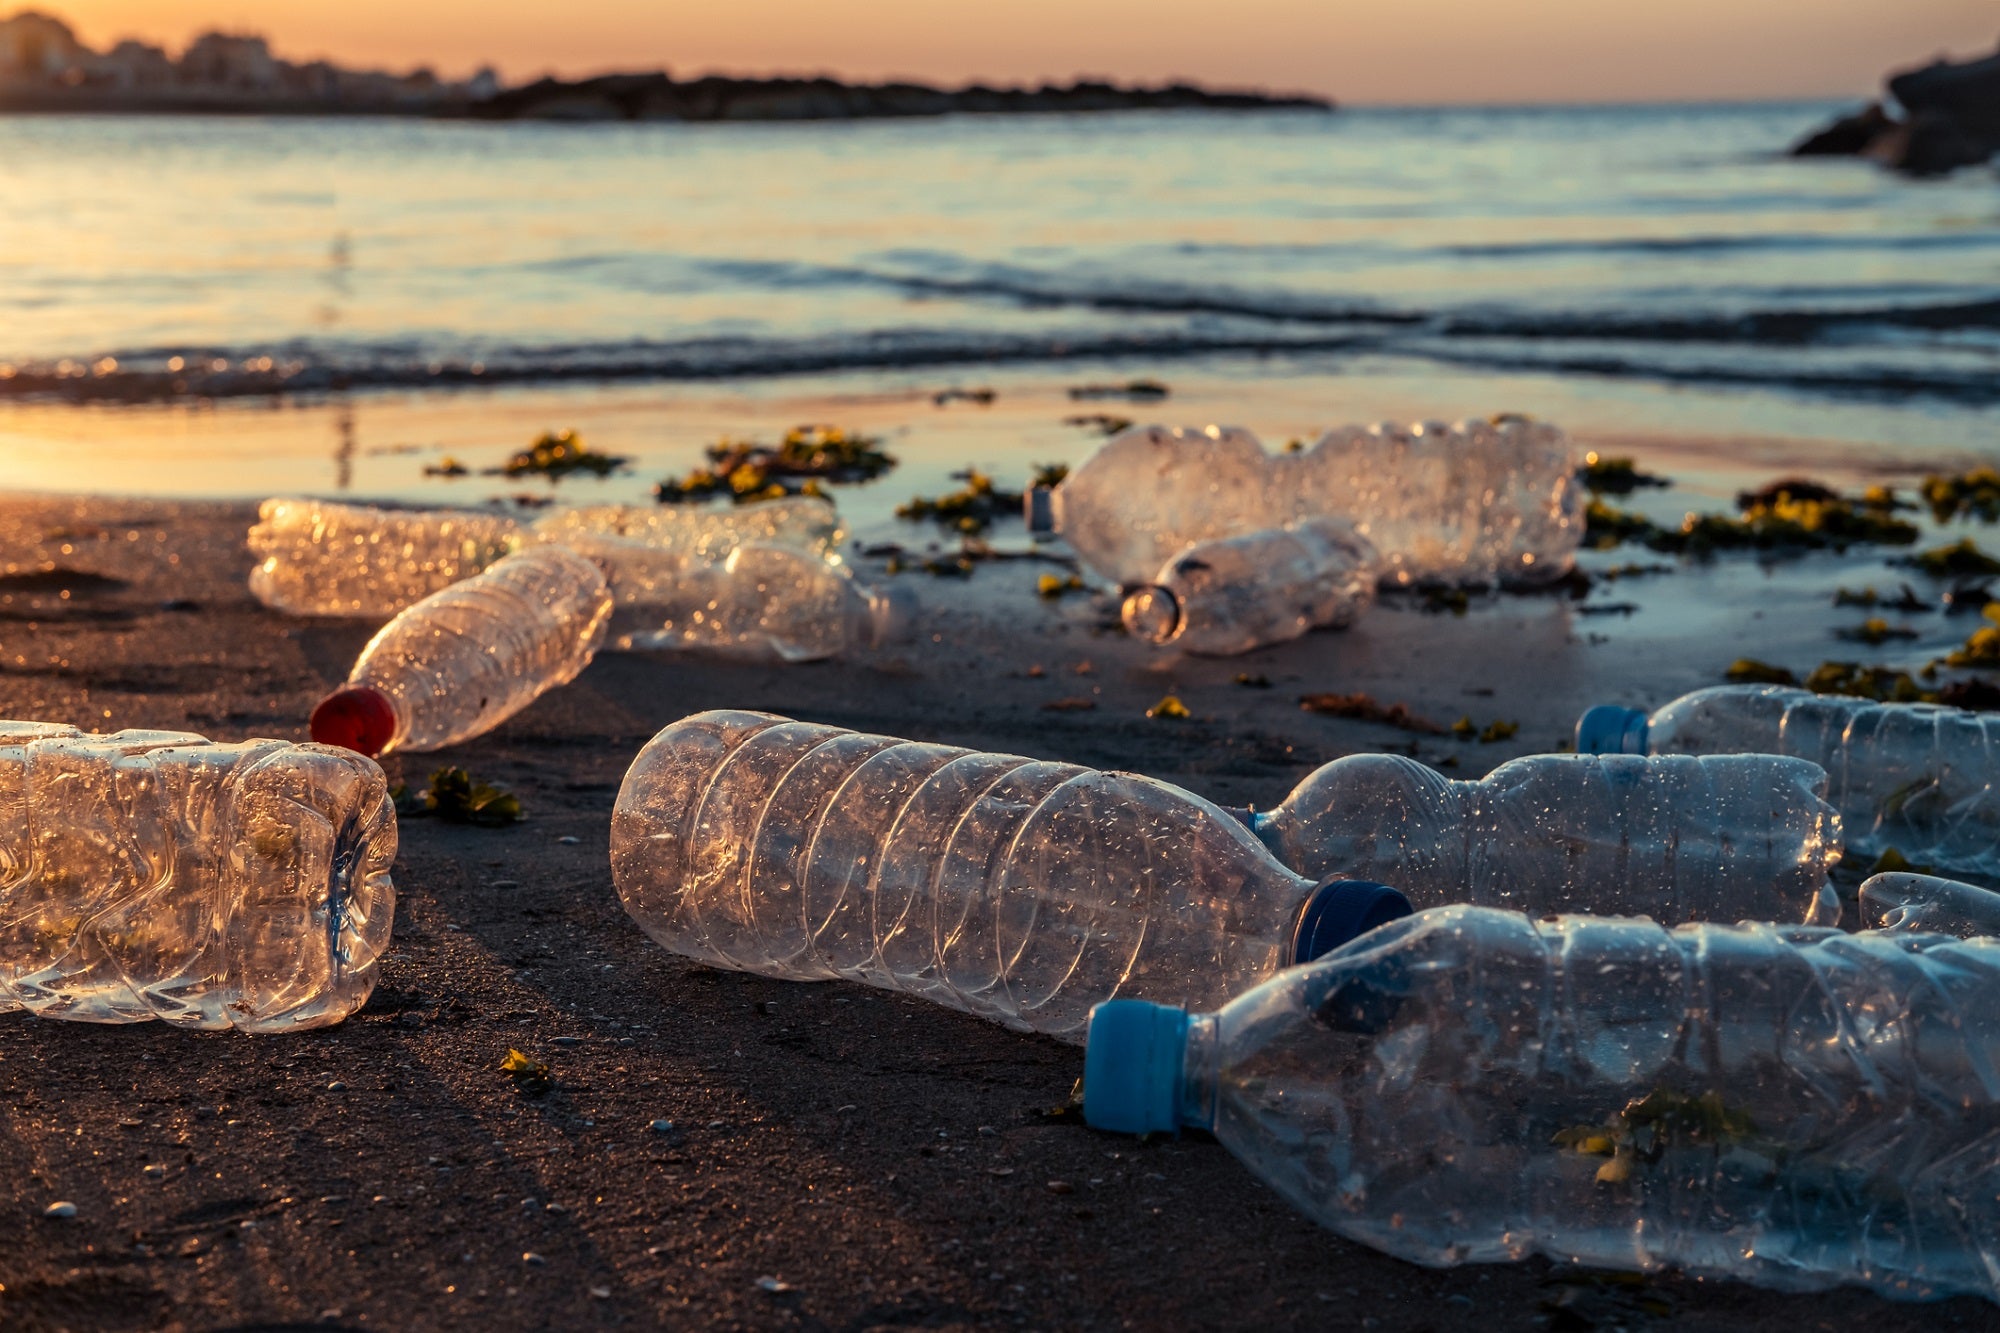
[1644, 685, 2000, 877]
[610, 710, 1316, 1041]
[1198, 905, 2000, 1302]
[348, 546, 612, 753]
[1122, 517, 1377, 656]
[613, 545, 910, 663]
[248, 498, 526, 618]
[532, 497, 844, 563]
[1863, 872, 2000, 938]
[1053, 419, 1580, 589]
[1254, 752, 1842, 925]
[0, 723, 396, 1032]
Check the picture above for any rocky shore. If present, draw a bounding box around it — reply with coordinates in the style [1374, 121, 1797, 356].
[1792, 41, 1999, 176]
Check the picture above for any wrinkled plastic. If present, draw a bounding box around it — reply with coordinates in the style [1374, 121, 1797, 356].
[1246, 752, 1842, 925]
[315, 546, 612, 755]
[1597, 685, 2000, 878]
[610, 710, 1396, 1042]
[249, 495, 844, 619]
[0, 722, 396, 1031]
[1050, 418, 1581, 588]
[1863, 871, 2000, 938]
[1090, 904, 2000, 1303]
[613, 545, 914, 663]
[1122, 517, 1377, 656]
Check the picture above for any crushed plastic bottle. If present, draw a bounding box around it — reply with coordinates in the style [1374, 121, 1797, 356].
[1862, 871, 2000, 938]
[1235, 752, 1842, 925]
[248, 498, 524, 618]
[0, 722, 396, 1031]
[614, 545, 915, 663]
[610, 709, 1411, 1041]
[1121, 518, 1378, 656]
[1579, 685, 2000, 877]
[310, 546, 613, 757]
[1031, 418, 1581, 588]
[249, 495, 843, 619]
[1085, 905, 2000, 1303]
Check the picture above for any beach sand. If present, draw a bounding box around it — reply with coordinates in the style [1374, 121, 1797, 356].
[0, 469, 1991, 1330]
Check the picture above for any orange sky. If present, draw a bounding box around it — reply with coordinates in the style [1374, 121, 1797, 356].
[37, 0, 2000, 104]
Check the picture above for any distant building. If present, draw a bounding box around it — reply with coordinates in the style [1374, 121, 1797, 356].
[0, 10, 91, 82]
[177, 31, 279, 91]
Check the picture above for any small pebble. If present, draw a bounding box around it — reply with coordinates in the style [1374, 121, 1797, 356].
[523, 1252, 546, 1266]
[325, 1081, 347, 1092]
[1045, 1180, 1074, 1195]
[557, 836, 581, 845]
[544, 1202, 568, 1214]
[142, 1164, 166, 1178]
[43, 1201, 77, 1219]
[988, 1167, 1015, 1178]
[589, 1285, 611, 1299]
[551, 1036, 580, 1047]
[650, 1119, 676, 1134]
[491, 880, 520, 889]
[755, 1276, 794, 1295]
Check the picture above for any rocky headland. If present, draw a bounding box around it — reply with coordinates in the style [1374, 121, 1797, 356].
[1793, 40, 2000, 176]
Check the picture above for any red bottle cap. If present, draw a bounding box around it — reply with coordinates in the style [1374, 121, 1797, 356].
[310, 685, 398, 757]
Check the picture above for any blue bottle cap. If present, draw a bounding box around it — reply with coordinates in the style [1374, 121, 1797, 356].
[1291, 879, 1413, 966]
[1575, 704, 1649, 755]
[1024, 485, 1057, 534]
[1083, 999, 1190, 1135]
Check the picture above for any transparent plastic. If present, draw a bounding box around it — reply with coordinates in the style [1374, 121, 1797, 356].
[248, 498, 525, 618]
[249, 495, 843, 620]
[1862, 872, 2000, 938]
[614, 545, 915, 663]
[1090, 905, 2000, 1303]
[0, 722, 396, 1031]
[610, 710, 1403, 1042]
[1121, 518, 1378, 656]
[311, 546, 613, 757]
[1245, 752, 1842, 925]
[1048, 418, 1581, 588]
[1587, 685, 2000, 877]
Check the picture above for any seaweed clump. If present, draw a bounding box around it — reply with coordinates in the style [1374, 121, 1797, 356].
[896, 470, 1023, 534]
[1902, 538, 2000, 579]
[1587, 480, 1918, 555]
[1921, 467, 2000, 523]
[496, 430, 629, 479]
[1723, 658, 1935, 703]
[655, 425, 895, 503]
[1579, 453, 1669, 494]
[1068, 379, 1168, 402]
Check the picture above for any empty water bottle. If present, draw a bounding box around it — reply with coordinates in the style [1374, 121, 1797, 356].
[610, 709, 1411, 1041]
[1862, 872, 2000, 938]
[310, 546, 613, 757]
[1121, 518, 1377, 656]
[250, 495, 844, 618]
[1086, 905, 2000, 1303]
[614, 545, 915, 662]
[1235, 752, 1842, 925]
[0, 722, 396, 1031]
[1032, 418, 1580, 589]
[1579, 685, 2000, 877]
[248, 498, 524, 617]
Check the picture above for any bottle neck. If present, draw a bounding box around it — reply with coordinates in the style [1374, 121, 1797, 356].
[1178, 1013, 1221, 1132]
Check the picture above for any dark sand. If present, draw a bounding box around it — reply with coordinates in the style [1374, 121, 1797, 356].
[0, 491, 1994, 1333]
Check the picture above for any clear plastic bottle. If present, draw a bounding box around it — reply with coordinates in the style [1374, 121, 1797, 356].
[249, 495, 844, 619]
[310, 546, 613, 757]
[1579, 685, 2000, 877]
[1235, 752, 1842, 925]
[1031, 418, 1581, 589]
[610, 709, 1411, 1042]
[614, 545, 916, 663]
[1085, 905, 2000, 1303]
[1861, 871, 2000, 938]
[1121, 518, 1378, 656]
[0, 722, 396, 1032]
[248, 498, 525, 618]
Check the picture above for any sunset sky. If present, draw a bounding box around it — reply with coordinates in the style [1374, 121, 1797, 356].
[39, 0, 2000, 104]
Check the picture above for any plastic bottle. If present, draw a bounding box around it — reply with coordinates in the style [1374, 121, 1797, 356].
[1121, 518, 1378, 656]
[1030, 417, 1581, 589]
[1578, 685, 2000, 877]
[248, 498, 525, 618]
[1085, 905, 2000, 1303]
[610, 709, 1412, 1042]
[249, 495, 844, 619]
[614, 545, 916, 663]
[1235, 752, 1842, 925]
[0, 721, 396, 1031]
[1861, 871, 2000, 938]
[310, 546, 613, 757]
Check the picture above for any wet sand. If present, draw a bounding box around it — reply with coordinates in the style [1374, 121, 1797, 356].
[1, 475, 1995, 1331]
